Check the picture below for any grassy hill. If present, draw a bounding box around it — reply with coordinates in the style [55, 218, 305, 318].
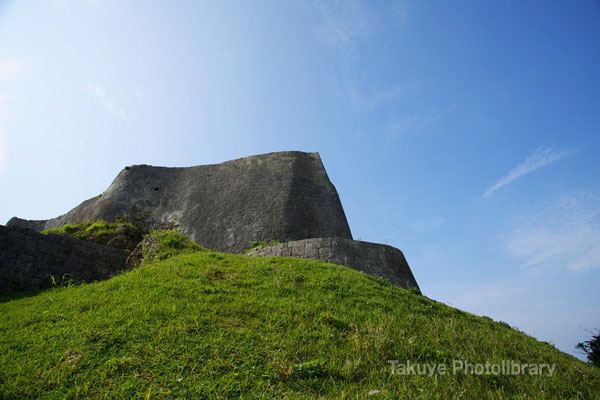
[0, 234, 598, 399]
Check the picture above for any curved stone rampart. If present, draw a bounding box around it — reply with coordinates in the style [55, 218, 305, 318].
[0, 225, 129, 294]
[248, 238, 419, 290]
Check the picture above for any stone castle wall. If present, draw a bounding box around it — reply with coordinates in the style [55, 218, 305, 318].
[248, 238, 419, 290]
[0, 225, 129, 294]
[4, 151, 420, 294]
[8, 151, 352, 254]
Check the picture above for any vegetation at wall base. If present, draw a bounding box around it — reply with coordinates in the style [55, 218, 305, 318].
[0, 243, 598, 398]
[42, 220, 144, 252]
[245, 240, 282, 253]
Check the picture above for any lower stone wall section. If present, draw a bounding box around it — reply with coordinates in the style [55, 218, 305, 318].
[248, 238, 419, 290]
[0, 225, 129, 294]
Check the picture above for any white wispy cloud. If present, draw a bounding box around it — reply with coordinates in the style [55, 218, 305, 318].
[482, 147, 572, 199]
[384, 105, 457, 141]
[132, 83, 144, 99]
[85, 82, 105, 98]
[348, 84, 405, 113]
[311, 0, 409, 113]
[0, 58, 24, 81]
[411, 217, 445, 235]
[83, 60, 144, 121]
[389, 0, 408, 25]
[84, 81, 142, 121]
[312, 0, 372, 60]
[505, 193, 600, 271]
[313, 0, 407, 51]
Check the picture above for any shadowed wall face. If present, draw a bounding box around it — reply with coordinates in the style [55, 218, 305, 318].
[8, 152, 353, 253]
[0, 225, 129, 294]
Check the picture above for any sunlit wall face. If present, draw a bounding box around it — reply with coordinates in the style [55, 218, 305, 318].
[1, 0, 599, 360]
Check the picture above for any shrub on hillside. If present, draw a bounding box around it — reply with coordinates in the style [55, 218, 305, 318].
[127, 230, 205, 266]
[577, 329, 600, 367]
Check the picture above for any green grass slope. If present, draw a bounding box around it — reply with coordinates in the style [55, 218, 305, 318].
[0, 247, 598, 399]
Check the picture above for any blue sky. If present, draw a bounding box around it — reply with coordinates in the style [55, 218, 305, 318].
[1, 1, 599, 360]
